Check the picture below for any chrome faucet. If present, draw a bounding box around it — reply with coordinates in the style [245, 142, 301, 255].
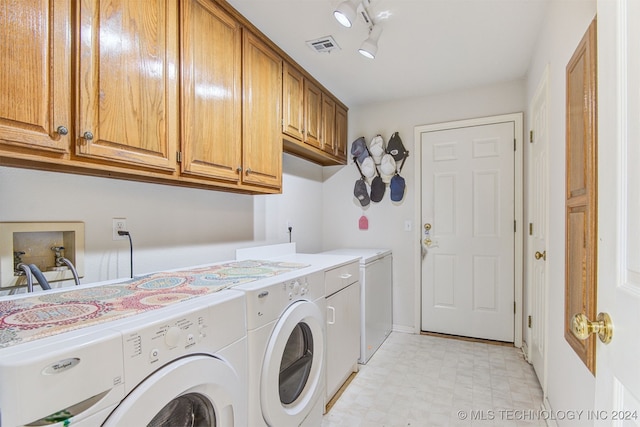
[51, 246, 80, 286]
[14, 252, 52, 292]
[15, 262, 34, 293]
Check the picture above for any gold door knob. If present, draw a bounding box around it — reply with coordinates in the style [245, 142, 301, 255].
[535, 250, 546, 260]
[424, 223, 431, 231]
[423, 238, 432, 247]
[571, 312, 613, 344]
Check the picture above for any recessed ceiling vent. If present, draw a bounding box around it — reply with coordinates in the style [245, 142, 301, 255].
[306, 36, 341, 53]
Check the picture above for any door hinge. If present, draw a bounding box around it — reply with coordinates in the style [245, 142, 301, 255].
[529, 130, 534, 143]
[176, 151, 182, 163]
[514, 301, 517, 314]
[528, 315, 532, 328]
[529, 223, 533, 236]
[514, 220, 517, 232]
[514, 138, 516, 151]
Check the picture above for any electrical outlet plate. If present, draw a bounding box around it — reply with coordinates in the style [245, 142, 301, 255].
[113, 218, 127, 240]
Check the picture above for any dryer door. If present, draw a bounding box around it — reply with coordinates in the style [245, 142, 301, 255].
[103, 355, 240, 427]
[260, 300, 325, 426]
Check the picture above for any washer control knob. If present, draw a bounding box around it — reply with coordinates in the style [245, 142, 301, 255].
[292, 281, 301, 295]
[150, 348, 160, 362]
[165, 326, 181, 348]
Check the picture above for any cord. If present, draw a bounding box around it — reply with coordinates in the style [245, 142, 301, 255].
[118, 230, 134, 278]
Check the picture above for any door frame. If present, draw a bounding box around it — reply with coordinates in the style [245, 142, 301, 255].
[413, 113, 524, 347]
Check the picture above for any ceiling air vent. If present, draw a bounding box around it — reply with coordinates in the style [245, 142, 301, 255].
[306, 36, 341, 54]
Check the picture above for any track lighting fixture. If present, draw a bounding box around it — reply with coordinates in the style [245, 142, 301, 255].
[333, 0, 359, 28]
[333, 0, 384, 59]
[358, 24, 382, 59]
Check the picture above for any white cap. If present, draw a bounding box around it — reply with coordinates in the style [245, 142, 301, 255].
[380, 154, 396, 183]
[369, 135, 385, 164]
[361, 157, 376, 178]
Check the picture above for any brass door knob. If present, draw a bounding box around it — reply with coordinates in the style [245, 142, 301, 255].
[571, 312, 613, 344]
[535, 250, 546, 260]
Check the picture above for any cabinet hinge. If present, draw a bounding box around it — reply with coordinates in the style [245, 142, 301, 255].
[529, 223, 533, 236]
[528, 315, 532, 328]
[529, 130, 534, 143]
[176, 151, 182, 163]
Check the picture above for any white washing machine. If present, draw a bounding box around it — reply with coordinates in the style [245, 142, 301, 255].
[233, 271, 326, 427]
[0, 290, 248, 427]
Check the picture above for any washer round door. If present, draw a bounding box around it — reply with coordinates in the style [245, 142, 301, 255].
[103, 355, 241, 427]
[260, 300, 325, 427]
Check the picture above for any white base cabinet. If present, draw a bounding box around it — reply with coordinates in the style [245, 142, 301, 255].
[324, 260, 360, 405]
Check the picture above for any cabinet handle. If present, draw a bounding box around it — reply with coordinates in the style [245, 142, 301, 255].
[236, 166, 242, 174]
[56, 126, 68, 136]
[246, 168, 252, 175]
[339, 273, 352, 279]
[327, 306, 336, 324]
[83, 131, 94, 141]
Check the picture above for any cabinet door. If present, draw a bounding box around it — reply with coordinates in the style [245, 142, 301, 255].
[304, 80, 322, 149]
[335, 104, 348, 162]
[282, 63, 304, 141]
[77, 0, 178, 171]
[321, 95, 336, 155]
[0, 0, 71, 153]
[242, 31, 282, 189]
[326, 282, 361, 401]
[180, 0, 241, 182]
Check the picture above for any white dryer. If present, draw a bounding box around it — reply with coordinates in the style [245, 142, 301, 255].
[234, 271, 326, 427]
[0, 290, 248, 427]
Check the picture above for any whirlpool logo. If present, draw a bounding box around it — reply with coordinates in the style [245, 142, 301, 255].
[42, 358, 81, 375]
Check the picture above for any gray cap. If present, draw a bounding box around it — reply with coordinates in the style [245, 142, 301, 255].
[354, 179, 370, 206]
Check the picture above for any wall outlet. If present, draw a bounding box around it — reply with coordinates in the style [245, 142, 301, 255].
[404, 220, 413, 232]
[113, 218, 127, 240]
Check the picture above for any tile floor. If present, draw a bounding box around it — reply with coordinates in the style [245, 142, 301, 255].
[322, 332, 545, 427]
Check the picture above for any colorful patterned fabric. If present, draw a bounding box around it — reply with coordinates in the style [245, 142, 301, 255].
[0, 260, 308, 349]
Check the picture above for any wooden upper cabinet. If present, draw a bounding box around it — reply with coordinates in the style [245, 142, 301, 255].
[281, 61, 348, 165]
[0, 0, 71, 153]
[334, 104, 348, 162]
[304, 80, 322, 149]
[76, 0, 178, 171]
[321, 95, 336, 155]
[180, 0, 242, 183]
[282, 63, 304, 141]
[242, 31, 282, 189]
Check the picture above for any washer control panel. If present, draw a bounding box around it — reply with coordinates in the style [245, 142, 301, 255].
[244, 271, 324, 330]
[116, 291, 246, 394]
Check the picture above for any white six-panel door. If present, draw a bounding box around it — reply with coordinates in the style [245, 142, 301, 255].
[528, 66, 549, 392]
[419, 116, 520, 342]
[595, 0, 640, 419]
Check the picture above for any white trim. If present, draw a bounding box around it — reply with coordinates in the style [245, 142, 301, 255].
[541, 396, 558, 427]
[392, 324, 417, 335]
[413, 113, 524, 347]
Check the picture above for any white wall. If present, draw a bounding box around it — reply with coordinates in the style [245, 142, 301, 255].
[322, 80, 526, 331]
[524, 0, 596, 421]
[0, 153, 323, 289]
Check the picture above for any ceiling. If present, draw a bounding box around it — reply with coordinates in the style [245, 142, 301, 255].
[225, 0, 550, 107]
